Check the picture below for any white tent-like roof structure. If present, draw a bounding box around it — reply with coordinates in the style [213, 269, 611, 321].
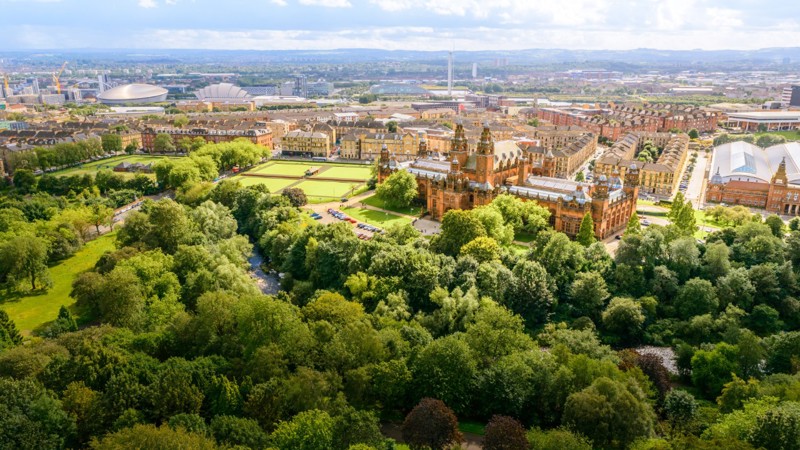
[195, 83, 251, 101]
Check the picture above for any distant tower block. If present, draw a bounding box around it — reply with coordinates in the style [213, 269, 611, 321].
[472, 63, 477, 78]
[447, 51, 453, 97]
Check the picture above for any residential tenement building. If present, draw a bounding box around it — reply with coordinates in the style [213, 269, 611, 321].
[281, 130, 330, 157]
[142, 126, 272, 152]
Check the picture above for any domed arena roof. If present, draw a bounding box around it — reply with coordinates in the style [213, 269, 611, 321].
[195, 83, 251, 101]
[97, 84, 168, 105]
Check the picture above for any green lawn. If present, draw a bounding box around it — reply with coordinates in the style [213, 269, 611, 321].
[1, 232, 116, 336]
[459, 421, 486, 436]
[361, 194, 422, 216]
[341, 206, 412, 227]
[318, 166, 372, 180]
[294, 180, 362, 198]
[250, 161, 314, 177]
[52, 155, 178, 177]
[514, 232, 537, 243]
[755, 130, 800, 141]
[233, 176, 299, 192]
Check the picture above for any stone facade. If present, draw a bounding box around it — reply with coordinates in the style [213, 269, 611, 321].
[379, 123, 639, 239]
[707, 159, 800, 215]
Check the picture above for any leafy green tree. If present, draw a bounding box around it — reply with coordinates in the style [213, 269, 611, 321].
[412, 335, 477, 414]
[576, 211, 596, 246]
[508, 259, 556, 325]
[747, 402, 800, 450]
[386, 120, 398, 133]
[0, 234, 51, 291]
[602, 297, 645, 345]
[748, 305, 783, 336]
[704, 241, 731, 280]
[90, 423, 218, 449]
[376, 169, 418, 208]
[331, 407, 385, 450]
[575, 171, 585, 182]
[668, 237, 701, 281]
[460, 236, 501, 263]
[664, 389, 698, 433]
[167, 413, 207, 436]
[40, 305, 78, 338]
[676, 278, 718, 319]
[209, 415, 269, 449]
[717, 374, 760, 413]
[527, 427, 592, 450]
[101, 134, 123, 153]
[282, 187, 308, 207]
[0, 310, 23, 350]
[433, 209, 487, 256]
[402, 398, 462, 450]
[154, 133, 176, 153]
[691, 342, 740, 397]
[765, 214, 785, 237]
[482, 415, 528, 450]
[688, 128, 700, 139]
[562, 377, 655, 448]
[568, 271, 610, 318]
[0, 378, 76, 450]
[626, 211, 642, 236]
[271, 409, 334, 450]
[716, 268, 756, 310]
[13, 168, 37, 194]
[764, 331, 800, 374]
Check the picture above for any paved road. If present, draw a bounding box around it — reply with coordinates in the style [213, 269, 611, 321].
[684, 152, 709, 209]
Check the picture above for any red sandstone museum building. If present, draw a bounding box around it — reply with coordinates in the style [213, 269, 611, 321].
[707, 141, 800, 215]
[379, 123, 640, 239]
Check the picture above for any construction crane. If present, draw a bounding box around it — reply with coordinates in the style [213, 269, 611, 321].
[52, 61, 67, 95]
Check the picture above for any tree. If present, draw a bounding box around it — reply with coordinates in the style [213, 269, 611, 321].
[508, 259, 556, 326]
[765, 214, 785, 237]
[173, 115, 190, 128]
[626, 211, 642, 236]
[282, 187, 308, 207]
[90, 424, 218, 449]
[386, 120, 398, 133]
[575, 171, 585, 182]
[482, 415, 528, 450]
[433, 209, 487, 256]
[691, 342, 740, 397]
[602, 297, 645, 345]
[460, 236, 501, 263]
[40, 305, 78, 338]
[209, 415, 269, 449]
[576, 211, 596, 246]
[747, 402, 800, 450]
[663, 390, 698, 433]
[125, 141, 138, 154]
[89, 202, 115, 234]
[270, 409, 334, 450]
[0, 378, 76, 450]
[568, 271, 610, 318]
[401, 398, 462, 450]
[0, 234, 51, 291]
[101, 134, 123, 153]
[0, 310, 23, 350]
[412, 336, 477, 413]
[562, 377, 655, 448]
[154, 133, 176, 153]
[676, 278, 718, 319]
[13, 169, 37, 194]
[527, 427, 591, 450]
[376, 169, 418, 208]
[688, 128, 700, 139]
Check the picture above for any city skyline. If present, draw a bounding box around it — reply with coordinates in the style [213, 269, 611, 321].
[1, 0, 800, 51]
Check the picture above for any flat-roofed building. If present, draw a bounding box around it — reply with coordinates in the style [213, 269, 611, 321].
[725, 111, 800, 131]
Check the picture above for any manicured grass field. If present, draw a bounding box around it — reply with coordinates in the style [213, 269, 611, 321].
[1, 232, 116, 336]
[319, 166, 372, 180]
[755, 130, 800, 141]
[294, 180, 362, 198]
[361, 194, 422, 216]
[250, 162, 313, 177]
[341, 206, 412, 227]
[52, 155, 178, 177]
[233, 176, 299, 192]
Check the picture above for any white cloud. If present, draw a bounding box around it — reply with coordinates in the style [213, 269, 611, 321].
[138, 0, 157, 7]
[298, 0, 351, 7]
[271, 0, 288, 5]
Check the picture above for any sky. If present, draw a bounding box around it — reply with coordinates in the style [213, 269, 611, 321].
[1, 0, 800, 51]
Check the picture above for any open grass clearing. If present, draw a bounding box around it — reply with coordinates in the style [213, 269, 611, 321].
[249, 162, 313, 177]
[754, 130, 800, 141]
[341, 206, 412, 227]
[1, 232, 116, 336]
[318, 165, 372, 180]
[294, 180, 362, 198]
[361, 194, 422, 216]
[232, 176, 298, 192]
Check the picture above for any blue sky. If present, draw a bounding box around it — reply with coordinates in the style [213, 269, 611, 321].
[1, 0, 799, 51]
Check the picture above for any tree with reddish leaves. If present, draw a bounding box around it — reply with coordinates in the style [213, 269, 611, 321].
[482, 415, 528, 450]
[401, 398, 462, 450]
